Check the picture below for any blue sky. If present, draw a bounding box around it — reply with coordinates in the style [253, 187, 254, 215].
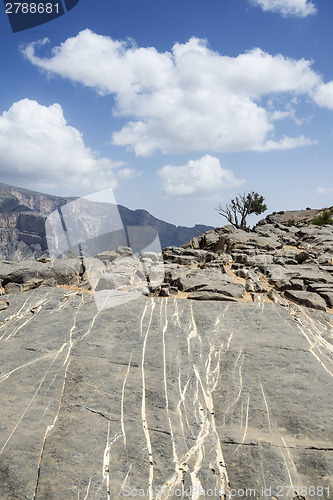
[0, 0, 332, 227]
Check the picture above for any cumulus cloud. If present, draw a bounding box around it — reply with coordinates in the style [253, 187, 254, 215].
[251, 0, 316, 17]
[158, 155, 244, 196]
[23, 30, 322, 156]
[0, 99, 125, 194]
[312, 82, 333, 109]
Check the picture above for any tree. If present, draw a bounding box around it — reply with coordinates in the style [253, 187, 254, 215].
[216, 191, 267, 230]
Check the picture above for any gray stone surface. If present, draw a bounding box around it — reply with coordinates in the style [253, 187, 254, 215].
[284, 290, 328, 311]
[0, 289, 332, 499]
[187, 291, 239, 301]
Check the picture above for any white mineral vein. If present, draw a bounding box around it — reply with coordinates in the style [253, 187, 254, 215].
[121, 354, 132, 448]
[141, 298, 156, 499]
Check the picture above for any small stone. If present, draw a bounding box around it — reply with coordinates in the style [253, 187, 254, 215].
[0, 298, 9, 310]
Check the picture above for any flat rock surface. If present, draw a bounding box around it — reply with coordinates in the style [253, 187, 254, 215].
[0, 289, 332, 499]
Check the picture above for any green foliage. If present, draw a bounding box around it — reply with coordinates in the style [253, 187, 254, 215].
[312, 209, 333, 225]
[216, 191, 267, 230]
[306, 207, 311, 210]
[278, 210, 285, 214]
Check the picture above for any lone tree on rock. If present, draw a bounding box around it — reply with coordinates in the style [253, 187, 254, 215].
[217, 191, 267, 231]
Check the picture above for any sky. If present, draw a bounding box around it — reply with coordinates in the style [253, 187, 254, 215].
[0, 0, 332, 227]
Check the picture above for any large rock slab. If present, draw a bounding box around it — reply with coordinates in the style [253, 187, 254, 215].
[0, 290, 332, 499]
[284, 290, 328, 311]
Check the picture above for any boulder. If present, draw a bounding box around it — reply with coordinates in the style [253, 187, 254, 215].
[198, 282, 244, 298]
[173, 269, 233, 292]
[0, 259, 82, 289]
[116, 246, 133, 257]
[95, 251, 119, 265]
[245, 279, 256, 292]
[284, 290, 327, 311]
[290, 278, 304, 290]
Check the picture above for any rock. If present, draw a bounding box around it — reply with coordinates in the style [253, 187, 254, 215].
[295, 251, 311, 264]
[284, 290, 327, 310]
[0, 259, 83, 291]
[199, 282, 244, 298]
[165, 254, 197, 265]
[173, 269, 233, 292]
[0, 298, 9, 310]
[139, 251, 161, 262]
[267, 288, 288, 306]
[159, 286, 178, 297]
[245, 279, 256, 292]
[149, 283, 161, 293]
[182, 249, 217, 262]
[319, 292, 333, 308]
[95, 257, 147, 292]
[269, 278, 292, 291]
[317, 254, 333, 265]
[116, 246, 133, 257]
[0, 290, 332, 499]
[96, 272, 132, 291]
[4, 282, 22, 294]
[246, 254, 274, 267]
[232, 252, 248, 264]
[81, 257, 107, 290]
[284, 264, 333, 285]
[36, 256, 51, 263]
[95, 251, 119, 265]
[254, 281, 268, 293]
[50, 259, 83, 286]
[290, 278, 304, 290]
[234, 268, 259, 281]
[163, 247, 217, 266]
[216, 252, 233, 264]
[187, 291, 238, 301]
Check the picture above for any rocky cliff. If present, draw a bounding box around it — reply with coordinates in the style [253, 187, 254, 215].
[0, 183, 213, 259]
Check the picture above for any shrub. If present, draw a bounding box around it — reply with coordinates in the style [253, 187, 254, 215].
[306, 207, 311, 210]
[278, 210, 285, 214]
[312, 209, 333, 225]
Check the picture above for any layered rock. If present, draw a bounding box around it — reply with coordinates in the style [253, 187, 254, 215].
[0, 215, 332, 313]
[0, 182, 213, 260]
[0, 289, 332, 499]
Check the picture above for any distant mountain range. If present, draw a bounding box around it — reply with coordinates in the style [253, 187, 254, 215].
[0, 182, 213, 260]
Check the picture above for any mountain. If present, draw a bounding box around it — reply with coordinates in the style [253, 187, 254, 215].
[0, 182, 213, 259]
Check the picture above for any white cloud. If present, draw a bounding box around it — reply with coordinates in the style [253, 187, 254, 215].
[251, 0, 316, 17]
[316, 186, 333, 194]
[257, 134, 317, 151]
[0, 99, 125, 194]
[158, 155, 244, 196]
[117, 167, 142, 179]
[23, 30, 322, 156]
[312, 82, 333, 109]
